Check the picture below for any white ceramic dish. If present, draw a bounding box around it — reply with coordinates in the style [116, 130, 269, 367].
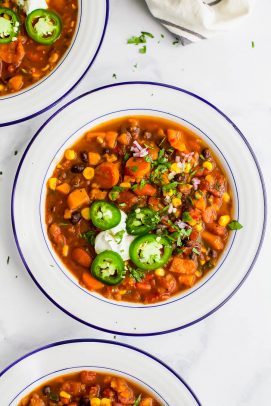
[12, 82, 266, 336]
[0, 0, 109, 127]
[0, 339, 201, 405]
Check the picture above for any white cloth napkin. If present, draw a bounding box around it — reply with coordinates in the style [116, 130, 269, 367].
[145, 0, 251, 44]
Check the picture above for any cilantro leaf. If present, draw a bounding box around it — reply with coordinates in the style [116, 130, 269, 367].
[133, 395, 142, 406]
[227, 220, 243, 230]
[129, 267, 145, 282]
[114, 230, 125, 244]
[182, 211, 192, 222]
[81, 230, 97, 246]
[139, 45, 146, 54]
[192, 247, 200, 255]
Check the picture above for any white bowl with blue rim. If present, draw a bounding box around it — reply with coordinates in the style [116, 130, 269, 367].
[0, 0, 109, 127]
[12, 82, 266, 336]
[0, 339, 201, 405]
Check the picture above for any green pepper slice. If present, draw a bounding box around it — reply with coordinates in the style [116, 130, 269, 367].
[90, 201, 121, 230]
[0, 8, 20, 44]
[26, 9, 62, 45]
[129, 234, 173, 270]
[126, 207, 160, 235]
[91, 250, 125, 285]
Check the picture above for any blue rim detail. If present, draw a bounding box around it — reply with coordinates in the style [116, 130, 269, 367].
[38, 108, 239, 309]
[0, 0, 109, 127]
[10, 365, 167, 405]
[0, 339, 201, 406]
[11, 82, 267, 336]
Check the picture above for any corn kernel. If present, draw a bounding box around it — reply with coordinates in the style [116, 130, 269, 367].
[64, 149, 76, 160]
[81, 207, 91, 220]
[184, 163, 192, 173]
[97, 136, 104, 144]
[48, 177, 58, 190]
[101, 399, 112, 406]
[195, 191, 202, 200]
[201, 247, 207, 253]
[195, 270, 203, 277]
[155, 268, 165, 276]
[218, 215, 231, 227]
[172, 197, 182, 208]
[56, 183, 71, 195]
[119, 290, 127, 295]
[223, 192, 231, 203]
[188, 219, 197, 226]
[195, 223, 203, 232]
[200, 259, 206, 266]
[91, 399, 101, 406]
[60, 391, 71, 399]
[83, 167, 95, 180]
[163, 189, 174, 197]
[205, 175, 213, 183]
[62, 245, 69, 257]
[170, 163, 181, 174]
[203, 161, 213, 171]
[120, 182, 131, 189]
[64, 209, 72, 219]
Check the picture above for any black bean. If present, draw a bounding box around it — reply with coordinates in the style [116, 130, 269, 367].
[80, 151, 88, 163]
[42, 386, 51, 395]
[71, 164, 85, 173]
[70, 211, 81, 224]
[202, 148, 211, 159]
[79, 398, 90, 406]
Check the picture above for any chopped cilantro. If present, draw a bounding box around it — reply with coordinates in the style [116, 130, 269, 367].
[81, 230, 97, 246]
[139, 179, 147, 189]
[112, 73, 117, 79]
[162, 181, 179, 191]
[182, 211, 192, 222]
[128, 267, 146, 282]
[141, 31, 154, 38]
[127, 34, 146, 45]
[133, 394, 142, 406]
[124, 152, 130, 161]
[7, 256, 10, 265]
[130, 166, 139, 172]
[14, 150, 18, 156]
[114, 230, 125, 244]
[161, 33, 164, 38]
[192, 247, 200, 255]
[119, 203, 127, 207]
[139, 45, 146, 54]
[251, 41, 255, 48]
[227, 220, 243, 230]
[173, 38, 179, 45]
[112, 186, 124, 192]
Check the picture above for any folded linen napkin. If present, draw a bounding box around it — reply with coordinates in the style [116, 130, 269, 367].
[145, 0, 251, 45]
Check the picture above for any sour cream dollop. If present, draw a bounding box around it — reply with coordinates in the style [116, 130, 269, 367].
[17, 0, 48, 14]
[94, 210, 135, 261]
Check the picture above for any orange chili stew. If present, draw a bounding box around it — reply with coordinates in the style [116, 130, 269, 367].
[19, 370, 160, 405]
[0, 0, 78, 95]
[46, 116, 241, 304]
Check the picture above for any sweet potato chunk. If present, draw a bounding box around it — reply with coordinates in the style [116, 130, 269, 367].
[169, 257, 197, 275]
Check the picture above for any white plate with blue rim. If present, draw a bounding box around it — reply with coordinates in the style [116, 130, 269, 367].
[0, 0, 109, 127]
[0, 339, 201, 405]
[12, 82, 266, 336]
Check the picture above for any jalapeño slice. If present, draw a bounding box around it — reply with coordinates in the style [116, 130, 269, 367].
[126, 207, 160, 236]
[0, 8, 20, 44]
[90, 201, 121, 230]
[91, 250, 125, 285]
[26, 9, 62, 45]
[129, 234, 172, 270]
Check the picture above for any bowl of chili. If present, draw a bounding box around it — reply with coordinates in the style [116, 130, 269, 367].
[0, 0, 109, 126]
[12, 82, 266, 335]
[0, 339, 201, 405]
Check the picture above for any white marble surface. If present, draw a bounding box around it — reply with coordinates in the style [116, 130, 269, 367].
[0, 0, 271, 405]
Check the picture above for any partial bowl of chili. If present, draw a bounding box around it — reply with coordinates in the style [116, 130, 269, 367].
[0, 0, 109, 126]
[12, 82, 266, 335]
[0, 339, 201, 405]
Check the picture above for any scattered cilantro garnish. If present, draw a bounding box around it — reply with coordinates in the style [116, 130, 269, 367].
[114, 230, 125, 244]
[124, 152, 130, 161]
[173, 38, 179, 45]
[139, 179, 147, 189]
[14, 150, 18, 156]
[7, 256, 10, 265]
[130, 166, 139, 172]
[128, 267, 145, 282]
[127, 31, 154, 54]
[162, 181, 179, 191]
[139, 45, 146, 54]
[141, 31, 154, 38]
[227, 220, 243, 230]
[251, 41, 255, 48]
[119, 203, 127, 207]
[161, 33, 164, 38]
[133, 394, 142, 406]
[133, 63, 138, 68]
[81, 230, 97, 246]
[182, 211, 192, 222]
[192, 247, 200, 255]
[112, 73, 117, 79]
[199, 154, 205, 160]
[112, 186, 124, 192]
